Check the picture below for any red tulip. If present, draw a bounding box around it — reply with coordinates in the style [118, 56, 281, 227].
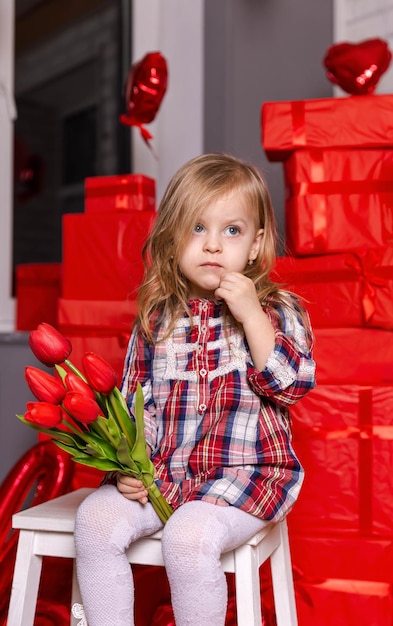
[29, 323, 72, 367]
[24, 402, 63, 428]
[82, 353, 118, 395]
[25, 366, 66, 404]
[65, 372, 96, 400]
[62, 392, 101, 424]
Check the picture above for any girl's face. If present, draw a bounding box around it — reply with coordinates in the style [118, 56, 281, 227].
[178, 190, 263, 299]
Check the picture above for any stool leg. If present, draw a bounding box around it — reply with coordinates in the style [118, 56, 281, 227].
[234, 544, 263, 626]
[270, 521, 298, 626]
[70, 561, 83, 626]
[7, 530, 43, 626]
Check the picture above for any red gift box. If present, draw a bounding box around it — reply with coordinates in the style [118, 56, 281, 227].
[273, 248, 393, 329]
[85, 174, 155, 213]
[56, 298, 137, 490]
[261, 94, 393, 161]
[289, 532, 393, 584]
[290, 532, 393, 626]
[295, 577, 393, 626]
[313, 327, 393, 385]
[282, 149, 393, 255]
[57, 298, 138, 334]
[15, 263, 62, 331]
[57, 298, 137, 381]
[289, 384, 393, 535]
[62, 210, 155, 300]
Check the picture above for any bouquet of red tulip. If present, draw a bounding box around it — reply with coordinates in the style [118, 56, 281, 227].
[17, 323, 173, 523]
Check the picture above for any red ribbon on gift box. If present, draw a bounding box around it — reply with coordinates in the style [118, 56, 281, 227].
[286, 148, 393, 253]
[291, 101, 307, 148]
[274, 249, 393, 327]
[85, 180, 154, 211]
[345, 250, 390, 322]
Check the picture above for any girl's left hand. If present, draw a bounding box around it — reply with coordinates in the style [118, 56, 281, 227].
[215, 271, 276, 371]
[214, 272, 261, 325]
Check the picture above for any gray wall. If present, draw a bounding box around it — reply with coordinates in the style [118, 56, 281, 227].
[0, 333, 41, 483]
[204, 0, 333, 248]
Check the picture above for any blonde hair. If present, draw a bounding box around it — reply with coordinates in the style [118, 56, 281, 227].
[137, 152, 303, 341]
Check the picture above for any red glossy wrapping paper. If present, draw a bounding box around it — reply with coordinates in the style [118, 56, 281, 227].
[62, 210, 155, 300]
[261, 94, 393, 161]
[289, 384, 393, 535]
[57, 298, 138, 334]
[294, 578, 393, 626]
[15, 263, 62, 330]
[313, 327, 393, 384]
[57, 298, 137, 381]
[273, 248, 393, 329]
[283, 149, 393, 255]
[289, 532, 393, 584]
[290, 533, 393, 626]
[85, 174, 155, 213]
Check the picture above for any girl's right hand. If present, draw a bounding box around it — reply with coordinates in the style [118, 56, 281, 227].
[117, 474, 149, 504]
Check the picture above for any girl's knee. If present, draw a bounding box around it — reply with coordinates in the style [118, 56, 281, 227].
[75, 485, 118, 538]
[161, 502, 223, 558]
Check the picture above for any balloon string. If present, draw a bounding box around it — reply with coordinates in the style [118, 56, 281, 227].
[119, 115, 158, 159]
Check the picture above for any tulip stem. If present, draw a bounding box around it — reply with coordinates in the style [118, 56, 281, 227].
[61, 418, 91, 442]
[92, 418, 118, 448]
[64, 359, 89, 383]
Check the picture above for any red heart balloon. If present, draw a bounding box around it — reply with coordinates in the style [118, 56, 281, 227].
[120, 51, 168, 147]
[323, 38, 392, 95]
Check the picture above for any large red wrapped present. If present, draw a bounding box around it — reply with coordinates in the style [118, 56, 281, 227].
[289, 384, 393, 535]
[313, 327, 393, 384]
[39, 299, 138, 492]
[283, 149, 393, 255]
[85, 174, 155, 213]
[15, 263, 62, 331]
[290, 532, 393, 626]
[57, 298, 137, 381]
[289, 532, 393, 584]
[57, 298, 138, 334]
[62, 210, 155, 300]
[261, 94, 393, 161]
[273, 248, 393, 329]
[295, 577, 393, 626]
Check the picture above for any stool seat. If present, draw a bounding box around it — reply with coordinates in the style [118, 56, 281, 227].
[7, 488, 298, 626]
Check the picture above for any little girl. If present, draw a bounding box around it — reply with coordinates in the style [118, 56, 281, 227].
[74, 152, 316, 625]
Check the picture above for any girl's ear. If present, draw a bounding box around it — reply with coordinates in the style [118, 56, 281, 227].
[249, 228, 264, 262]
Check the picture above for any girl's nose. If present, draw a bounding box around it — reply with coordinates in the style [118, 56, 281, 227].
[203, 233, 222, 252]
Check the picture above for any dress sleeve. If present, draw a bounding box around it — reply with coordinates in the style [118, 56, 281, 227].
[120, 325, 158, 450]
[247, 300, 316, 407]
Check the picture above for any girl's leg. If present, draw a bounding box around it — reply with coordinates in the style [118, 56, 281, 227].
[74, 484, 163, 626]
[161, 501, 269, 626]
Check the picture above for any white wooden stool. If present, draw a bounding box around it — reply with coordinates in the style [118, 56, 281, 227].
[7, 488, 298, 626]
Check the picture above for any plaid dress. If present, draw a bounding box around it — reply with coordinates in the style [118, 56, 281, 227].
[121, 298, 315, 521]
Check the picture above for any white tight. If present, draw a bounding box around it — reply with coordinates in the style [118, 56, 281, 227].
[74, 484, 268, 626]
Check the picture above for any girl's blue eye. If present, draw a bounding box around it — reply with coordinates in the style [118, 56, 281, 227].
[194, 223, 204, 233]
[226, 225, 240, 236]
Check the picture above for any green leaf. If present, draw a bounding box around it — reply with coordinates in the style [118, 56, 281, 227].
[54, 364, 68, 383]
[16, 414, 87, 448]
[53, 441, 81, 458]
[116, 435, 139, 472]
[98, 405, 123, 443]
[110, 387, 136, 445]
[131, 383, 155, 475]
[71, 456, 121, 471]
[83, 432, 118, 461]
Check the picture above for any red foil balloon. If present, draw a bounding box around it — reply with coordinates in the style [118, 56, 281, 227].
[120, 51, 168, 147]
[323, 38, 392, 95]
